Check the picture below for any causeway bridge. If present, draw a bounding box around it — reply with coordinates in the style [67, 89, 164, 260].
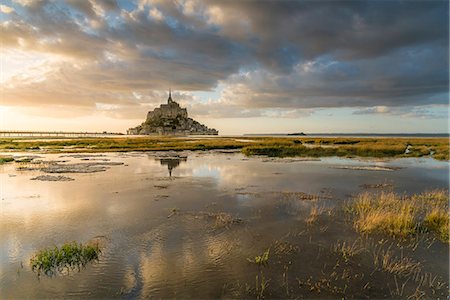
[0, 131, 124, 137]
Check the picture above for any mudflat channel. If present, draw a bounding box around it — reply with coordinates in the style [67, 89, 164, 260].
[1, 151, 448, 298]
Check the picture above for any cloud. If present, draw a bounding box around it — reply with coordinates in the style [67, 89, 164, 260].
[202, 1, 448, 70]
[353, 105, 449, 119]
[1, 0, 448, 120]
[216, 44, 448, 110]
[0, 4, 15, 13]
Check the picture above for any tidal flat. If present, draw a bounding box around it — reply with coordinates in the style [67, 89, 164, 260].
[1, 148, 449, 299]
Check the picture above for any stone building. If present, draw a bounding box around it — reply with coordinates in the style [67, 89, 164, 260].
[127, 91, 218, 135]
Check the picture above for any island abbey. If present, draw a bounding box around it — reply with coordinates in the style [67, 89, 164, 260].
[127, 90, 218, 135]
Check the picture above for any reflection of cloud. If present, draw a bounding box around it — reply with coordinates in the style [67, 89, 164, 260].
[0, 4, 14, 13]
[176, 154, 266, 188]
[139, 240, 165, 297]
[136, 221, 243, 297]
[6, 235, 22, 262]
[191, 165, 221, 179]
[123, 267, 138, 294]
[0, 173, 92, 221]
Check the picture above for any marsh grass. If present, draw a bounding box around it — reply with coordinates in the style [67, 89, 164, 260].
[30, 241, 101, 276]
[242, 143, 407, 158]
[246, 248, 271, 298]
[255, 273, 270, 300]
[1, 136, 448, 160]
[247, 248, 270, 267]
[211, 212, 242, 229]
[306, 206, 322, 225]
[372, 246, 422, 278]
[0, 156, 14, 163]
[171, 210, 242, 229]
[332, 240, 365, 262]
[242, 137, 448, 160]
[423, 209, 449, 242]
[0, 137, 248, 153]
[14, 157, 33, 163]
[347, 190, 449, 241]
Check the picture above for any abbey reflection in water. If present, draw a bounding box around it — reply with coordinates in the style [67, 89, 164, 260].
[155, 156, 187, 176]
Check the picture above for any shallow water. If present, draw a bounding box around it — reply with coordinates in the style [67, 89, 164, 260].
[1, 152, 449, 298]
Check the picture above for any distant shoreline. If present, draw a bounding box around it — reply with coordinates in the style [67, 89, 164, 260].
[244, 133, 450, 138]
[1, 132, 449, 139]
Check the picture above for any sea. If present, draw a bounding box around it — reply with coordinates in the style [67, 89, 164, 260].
[243, 133, 449, 138]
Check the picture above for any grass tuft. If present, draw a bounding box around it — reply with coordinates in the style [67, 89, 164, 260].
[0, 156, 14, 164]
[424, 209, 449, 242]
[347, 190, 449, 242]
[373, 248, 421, 278]
[306, 206, 322, 225]
[332, 240, 365, 262]
[247, 248, 270, 267]
[30, 241, 101, 276]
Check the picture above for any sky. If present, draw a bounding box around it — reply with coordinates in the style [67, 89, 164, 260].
[0, 0, 449, 135]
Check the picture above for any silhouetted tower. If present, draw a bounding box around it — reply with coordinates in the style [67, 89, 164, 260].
[168, 88, 173, 104]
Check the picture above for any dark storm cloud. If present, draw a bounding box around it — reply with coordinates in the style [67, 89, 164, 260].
[203, 0, 448, 70]
[1, 0, 448, 116]
[224, 44, 448, 109]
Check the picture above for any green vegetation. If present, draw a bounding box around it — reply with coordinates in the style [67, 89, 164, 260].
[246, 248, 271, 299]
[0, 156, 14, 163]
[0, 136, 448, 160]
[14, 157, 33, 163]
[255, 273, 270, 300]
[0, 137, 247, 152]
[30, 241, 101, 276]
[346, 190, 449, 241]
[241, 138, 448, 160]
[247, 248, 270, 266]
[242, 144, 405, 158]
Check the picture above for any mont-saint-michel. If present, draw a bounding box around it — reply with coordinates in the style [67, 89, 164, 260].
[127, 91, 218, 136]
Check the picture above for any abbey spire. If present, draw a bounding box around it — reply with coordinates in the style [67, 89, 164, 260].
[168, 88, 173, 104]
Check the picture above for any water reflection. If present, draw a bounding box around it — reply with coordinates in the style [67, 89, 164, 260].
[150, 153, 188, 176]
[159, 158, 187, 176]
[0, 153, 448, 299]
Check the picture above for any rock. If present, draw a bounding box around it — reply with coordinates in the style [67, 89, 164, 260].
[40, 162, 124, 173]
[332, 165, 401, 171]
[360, 183, 393, 189]
[127, 91, 218, 135]
[31, 175, 75, 181]
[60, 154, 107, 158]
[21, 161, 124, 173]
